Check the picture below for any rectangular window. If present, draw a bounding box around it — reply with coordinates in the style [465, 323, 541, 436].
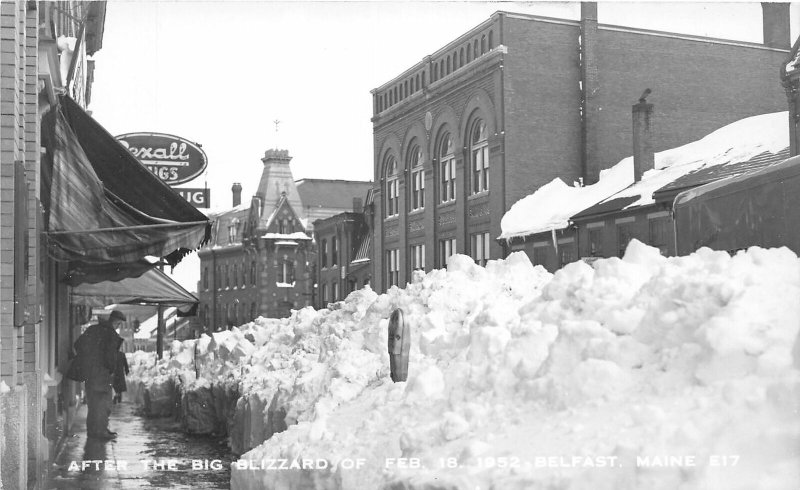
[321, 283, 328, 304]
[558, 241, 574, 267]
[332, 282, 340, 301]
[331, 236, 338, 266]
[225, 265, 230, 288]
[617, 223, 636, 258]
[250, 261, 257, 285]
[386, 249, 400, 288]
[386, 179, 399, 217]
[440, 159, 455, 203]
[321, 239, 328, 268]
[472, 146, 489, 194]
[533, 244, 549, 268]
[203, 267, 208, 290]
[410, 244, 425, 271]
[279, 261, 295, 284]
[439, 238, 456, 267]
[649, 217, 671, 256]
[588, 227, 604, 257]
[411, 169, 425, 210]
[470, 232, 491, 266]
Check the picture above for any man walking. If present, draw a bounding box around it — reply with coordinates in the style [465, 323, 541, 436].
[74, 310, 125, 439]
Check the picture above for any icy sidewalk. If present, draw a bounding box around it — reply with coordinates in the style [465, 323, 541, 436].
[46, 400, 232, 489]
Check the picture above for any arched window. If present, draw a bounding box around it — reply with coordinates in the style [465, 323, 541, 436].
[473, 40, 479, 58]
[408, 143, 424, 210]
[422, 71, 426, 87]
[279, 260, 295, 284]
[469, 119, 489, 194]
[466, 44, 472, 62]
[438, 132, 456, 203]
[241, 262, 247, 287]
[250, 261, 256, 285]
[488, 30, 494, 49]
[224, 264, 230, 288]
[439, 60, 445, 78]
[384, 155, 399, 218]
[446, 55, 451, 75]
[433, 64, 438, 81]
[481, 35, 486, 54]
[453, 50, 458, 69]
[459, 48, 464, 68]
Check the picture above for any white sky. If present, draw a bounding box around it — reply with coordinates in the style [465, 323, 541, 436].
[88, 1, 799, 292]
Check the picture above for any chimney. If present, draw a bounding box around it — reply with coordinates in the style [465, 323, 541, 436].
[231, 182, 242, 207]
[762, 3, 790, 49]
[632, 89, 654, 183]
[581, 2, 601, 185]
[353, 197, 363, 213]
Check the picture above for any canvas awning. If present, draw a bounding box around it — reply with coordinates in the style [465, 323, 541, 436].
[71, 267, 198, 312]
[42, 95, 210, 284]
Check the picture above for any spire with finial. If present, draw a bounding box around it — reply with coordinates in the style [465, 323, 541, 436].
[273, 119, 281, 150]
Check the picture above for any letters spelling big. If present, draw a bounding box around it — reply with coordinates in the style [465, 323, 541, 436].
[116, 132, 208, 186]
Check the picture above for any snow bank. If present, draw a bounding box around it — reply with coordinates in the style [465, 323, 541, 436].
[131, 243, 800, 490]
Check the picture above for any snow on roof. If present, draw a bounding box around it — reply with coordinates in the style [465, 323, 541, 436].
[604, 111, 788, 211]
[501, 111, 788, 238]
[499, 161, 633, 239]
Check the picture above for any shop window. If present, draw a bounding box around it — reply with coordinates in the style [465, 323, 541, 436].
[588, 226, 604, 257]
[533, 245, 549, 268]
[617, 222, 636, 258]
[649, 217, 671, 256]
[470, 119, 489, 194]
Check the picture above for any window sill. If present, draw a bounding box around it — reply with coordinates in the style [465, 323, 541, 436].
[408, 208, 424, 216]
[384, 215, 399, 222]
[468, 191, 489, 200]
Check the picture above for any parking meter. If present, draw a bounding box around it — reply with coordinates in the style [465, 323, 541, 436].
[388, 308, 410, 382]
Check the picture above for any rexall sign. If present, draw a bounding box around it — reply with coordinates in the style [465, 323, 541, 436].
[116, 132, 208, 186]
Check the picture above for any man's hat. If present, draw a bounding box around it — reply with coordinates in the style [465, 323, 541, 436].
[108, 310, 126, 322]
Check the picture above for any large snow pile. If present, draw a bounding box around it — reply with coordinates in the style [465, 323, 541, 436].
[132, 243, 800, 490]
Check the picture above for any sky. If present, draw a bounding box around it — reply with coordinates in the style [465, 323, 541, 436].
[87, 1, 799, 292]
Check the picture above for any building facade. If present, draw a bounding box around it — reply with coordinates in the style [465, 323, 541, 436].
[370, 4, 791, 292]
[313, 196, 373, 309]
[1, 2, 105, 487]
[197, 149, 372, 327]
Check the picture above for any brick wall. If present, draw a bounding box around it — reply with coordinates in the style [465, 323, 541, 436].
[502, 17, 583, 209]
[0, 0, 24, 384]
[591, 28, 789, 177]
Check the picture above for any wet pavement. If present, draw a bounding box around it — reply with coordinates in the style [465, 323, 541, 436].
[46, 400, 232, 489]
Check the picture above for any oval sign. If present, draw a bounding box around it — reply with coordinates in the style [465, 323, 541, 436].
[116, 132, 208, 186]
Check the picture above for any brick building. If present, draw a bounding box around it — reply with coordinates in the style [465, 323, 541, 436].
[313, 190, 373, 309]
[197, 149, 371, 326]
[782, 36, 800, 156]
[370, 4, 791, 292]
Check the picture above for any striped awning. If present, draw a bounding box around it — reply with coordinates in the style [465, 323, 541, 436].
[42, 96, 210, 284]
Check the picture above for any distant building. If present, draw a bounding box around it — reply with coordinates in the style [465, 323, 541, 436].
[196, 149, 371, 327]
[370, 3, 790, 291]
[313, 189, 374, 308]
